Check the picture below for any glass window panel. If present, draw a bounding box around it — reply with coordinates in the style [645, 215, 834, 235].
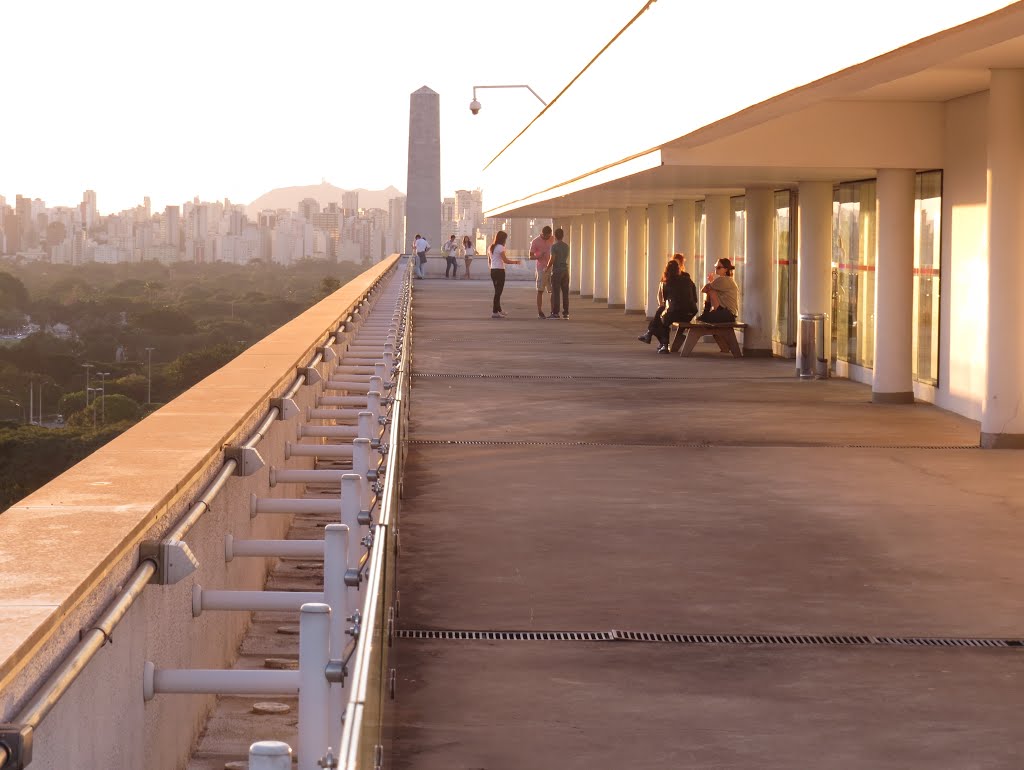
[832, 180, 876, 368]
[694, 200, 706, 279]
[913, 170, 941, 386]
[772, 190, 796, 347]
[731, 196, 746, 317]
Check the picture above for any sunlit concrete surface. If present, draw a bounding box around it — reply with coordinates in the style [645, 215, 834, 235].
[391, 278, 1024, 769]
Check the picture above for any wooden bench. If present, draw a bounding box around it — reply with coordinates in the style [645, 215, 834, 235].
[669, 321, 748, 358]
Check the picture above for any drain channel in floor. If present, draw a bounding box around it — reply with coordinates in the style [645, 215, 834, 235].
[405, 438, 979, 450]
[413, 371, 786, 382]
[398, 629, 1024, 648]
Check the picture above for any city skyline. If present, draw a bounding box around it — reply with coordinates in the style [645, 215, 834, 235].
[0, 184, 503, 266]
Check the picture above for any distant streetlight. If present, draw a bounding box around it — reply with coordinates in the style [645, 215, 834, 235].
[87, 388, 100, 429]
[82, 363, 94, 406]
[98, 372, 110, 424]
[468, 84, 547, 115]
[145, 347, 155, 405]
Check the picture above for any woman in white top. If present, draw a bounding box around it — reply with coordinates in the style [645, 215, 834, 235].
[462, 235, 476, 280]
[488, 230, 520, 318]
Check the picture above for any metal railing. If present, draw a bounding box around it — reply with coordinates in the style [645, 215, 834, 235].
[0, 257, 404, 770]
[140, 261, 411, 770]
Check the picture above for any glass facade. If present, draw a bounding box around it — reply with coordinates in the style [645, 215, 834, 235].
[832, 180, 877, 369]
[694, 200, 706, 279]
[913, 171, 941, 386]
[773, 190, 797, 348]
[731, 196, 746, 317]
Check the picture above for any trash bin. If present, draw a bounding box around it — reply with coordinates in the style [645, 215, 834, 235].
[798, 313, 829, 380]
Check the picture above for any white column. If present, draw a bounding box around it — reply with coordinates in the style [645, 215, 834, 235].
[509, 217, 530, 257]
[873, 169, 916, 403]
[607, 209, 626, 308]
[672, 199, 695, 277]
[704, 195, 731, 280]
[983, 69, 1024, 447]
[646, 203, 669, 317]
[594, 210, 609, 302]
[624, 206, 647, 313]
[797, 181, 834, 374]
[580, 213, 595, 298]
[570, 218, 582, 294]
[743, 188, 774, 356]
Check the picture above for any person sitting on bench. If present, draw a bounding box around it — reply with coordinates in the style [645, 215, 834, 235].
[638, 259, 698, 354]
[698, 257, 739, 324]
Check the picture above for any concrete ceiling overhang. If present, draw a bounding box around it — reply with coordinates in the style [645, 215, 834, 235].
[485, 3, 1024, 220]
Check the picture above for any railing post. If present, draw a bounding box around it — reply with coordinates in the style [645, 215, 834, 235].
[323, 524, 350, 735]
[357, 411, 375, 442]
[249, 740, 292, 770]
[341, 475, 363, 570]
[298, 603, 331, 770]
[353, 438, 372, 510]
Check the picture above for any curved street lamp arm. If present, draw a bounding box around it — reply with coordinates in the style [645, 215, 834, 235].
[472, 84, 548, 106]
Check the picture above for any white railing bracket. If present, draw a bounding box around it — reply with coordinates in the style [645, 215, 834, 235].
[0, 725, 32, 770]
[139, 540, 199, 585]
[224, 446, 265, 477]
[271, 397, 300, 421]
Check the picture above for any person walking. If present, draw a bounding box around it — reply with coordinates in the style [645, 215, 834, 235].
[442, 234, 459, 279]
[528, 225, 554, 318]
[413, 233, 430, 279]
[489, 230, 520, 318]
[548, 227, 570, 319]
[462, 235, 476, 279]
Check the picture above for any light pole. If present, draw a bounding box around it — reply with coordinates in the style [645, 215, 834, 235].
[468, 84, 547, 115]
[98, 372, 110, 424]
[82, 363, 94, 407]
[87, 388, 99, 429]
[145, 347, 155, 405]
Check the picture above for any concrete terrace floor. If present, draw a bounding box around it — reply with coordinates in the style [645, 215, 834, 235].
[391, 277, 1024, 770]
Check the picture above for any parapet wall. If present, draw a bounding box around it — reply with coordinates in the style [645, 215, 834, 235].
[0, 256, 398, 769]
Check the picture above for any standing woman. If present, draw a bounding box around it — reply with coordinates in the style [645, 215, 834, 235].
[489, 230, 520, 318]
[462, 235, 476, 279]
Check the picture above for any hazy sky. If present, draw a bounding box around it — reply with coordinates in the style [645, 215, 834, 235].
[0, 0, 626, 214]
[3, 0, 1014, 216]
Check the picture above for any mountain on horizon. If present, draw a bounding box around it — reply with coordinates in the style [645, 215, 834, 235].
[247, 182, 404, 218]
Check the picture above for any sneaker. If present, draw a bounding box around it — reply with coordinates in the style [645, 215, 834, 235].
[499, 311, 509, 317]
[548, 312, 560, 319]
[656, 344, 670, 354]
[538, 312, 547, 319]
[561, 314, 569, 319]
[491, 312, 503, 319]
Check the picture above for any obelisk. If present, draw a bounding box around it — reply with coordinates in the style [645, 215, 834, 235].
[406, 86, 441, 273]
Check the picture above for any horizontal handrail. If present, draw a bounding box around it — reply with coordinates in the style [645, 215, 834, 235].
[0, 257, 399, 770]
[337, 268, 412, 768]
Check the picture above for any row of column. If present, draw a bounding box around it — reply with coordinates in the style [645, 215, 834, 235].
[550, 69, 1024, 447]
[554, 180, 918, 400]
[555, 195, 777, 357]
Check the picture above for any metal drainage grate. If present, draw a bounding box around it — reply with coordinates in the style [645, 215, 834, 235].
[398, 629, 1024, 648]
[405, 439, 975, 451]
[417, 338, 576, 345]
[835, 444, 979, 450]
[414, 372, 712, 381]
[406, 439, 711, 448]
[411, 370, 684, 380]
[398, 630, 614, 642]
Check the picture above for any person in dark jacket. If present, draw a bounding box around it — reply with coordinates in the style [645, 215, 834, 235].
[638, 259, 698, 353]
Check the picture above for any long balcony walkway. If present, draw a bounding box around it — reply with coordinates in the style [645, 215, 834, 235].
[392, 277, 1024, 768]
